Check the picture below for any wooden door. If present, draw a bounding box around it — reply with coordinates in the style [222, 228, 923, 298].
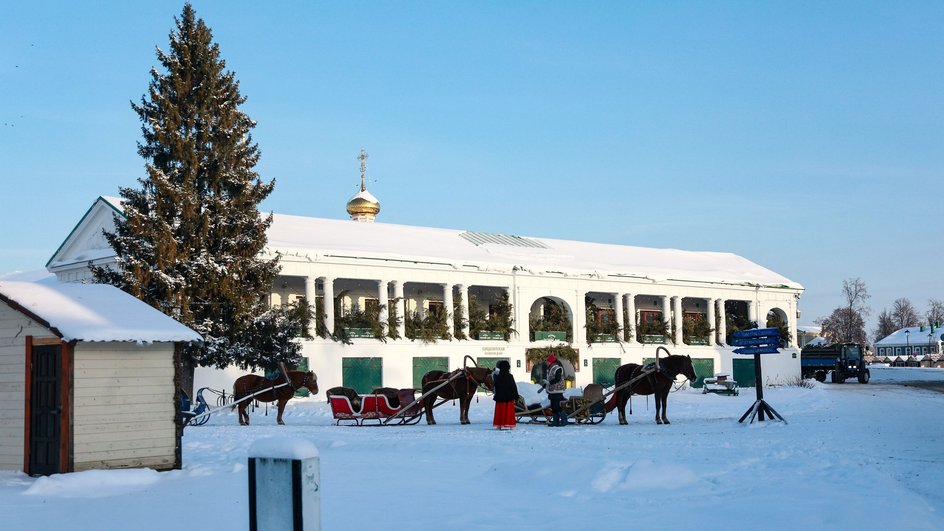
[29, 345, 61, 476]
[412, 357, 448, 389]
[342, 357, 382, 394]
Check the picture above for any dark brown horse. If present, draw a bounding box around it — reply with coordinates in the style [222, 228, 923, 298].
[608, 354, 697, 425]
[233, 370, 319, 425]
[421, 365, 494, 425]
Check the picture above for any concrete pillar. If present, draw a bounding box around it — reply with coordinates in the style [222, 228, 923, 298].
[706, 298, 716, 347]
[378, 280, 389, 337]
[248, 438, 320, 531]
[459, 284, 470, 339]
[321, 277, 334, 336]
[393, 281, 406, 339]
[575, 291, 587, 344]
[673, 296, 683, 345]
[718, 299, 727, 345]
[748, 300, 758, 326]
[626, 294, 637, 344]
[614, 292, 625, 342]
[304, 277, 316, 338]
[443, 283, 454, 339]
[661, 296, 672, 343]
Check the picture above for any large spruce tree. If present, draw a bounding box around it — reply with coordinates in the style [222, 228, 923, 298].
[95, 4, 305, 393]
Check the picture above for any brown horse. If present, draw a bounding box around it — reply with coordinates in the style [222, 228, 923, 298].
[422, 366, 494, 425]
[608, 354, 697, 425]
[233, 370, 319, 425]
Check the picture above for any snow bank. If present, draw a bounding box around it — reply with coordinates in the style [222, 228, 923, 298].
[249, 437, 319, 460]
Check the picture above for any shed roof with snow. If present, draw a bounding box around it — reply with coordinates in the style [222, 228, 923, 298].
[0, 276, 202, 343]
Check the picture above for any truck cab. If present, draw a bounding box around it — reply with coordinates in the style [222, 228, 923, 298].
[800, 343, 870, 384]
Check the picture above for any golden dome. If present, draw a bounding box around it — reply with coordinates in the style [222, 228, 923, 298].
[346, 190, 381, 217]
[346, 147, 380, 222]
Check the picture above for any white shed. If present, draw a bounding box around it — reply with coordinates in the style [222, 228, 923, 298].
[0, 275, 201, 475]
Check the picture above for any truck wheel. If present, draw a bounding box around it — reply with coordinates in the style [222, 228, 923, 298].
[830, 371, 845, 384]
[858, 370, 870, 384]
[815, 371, 826, 382]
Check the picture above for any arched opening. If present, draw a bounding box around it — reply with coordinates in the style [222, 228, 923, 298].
[766, 308, 791, 347]
[529, 297, 573, 342]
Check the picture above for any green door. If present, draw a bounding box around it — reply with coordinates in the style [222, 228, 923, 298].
[476, 357, 508, 371]
[733, 358, 756, 388]
[592, 358, 621, 386]
[342, 357, 382, 394]
[412, 356, 449, 389]
[689, 358, 714, 389]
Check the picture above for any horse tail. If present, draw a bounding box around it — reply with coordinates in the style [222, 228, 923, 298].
[604, 393, 618, 413]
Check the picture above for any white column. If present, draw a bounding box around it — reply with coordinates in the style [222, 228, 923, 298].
[718, 299, 727, 345]
[393, 281, 406, 339]
[575, 291, 586, 344]
[304, 276, 317, 337]
[443, 283, 454, 340]
[378, 279, 389, 337]
[789, 300, 798, 347]
[614, 292, 625, 342]
[661, 296, 671, 343]
[322, 276, 335, 336]
[706, 298, 716, 347]
[748, 300, 758, 326]
[459, 284, 470, 339]
[626, 294, 637, 344]
[673, 296, 683, 345]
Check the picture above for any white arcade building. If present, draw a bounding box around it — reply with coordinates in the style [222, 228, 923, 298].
[46, 152, 804, 393]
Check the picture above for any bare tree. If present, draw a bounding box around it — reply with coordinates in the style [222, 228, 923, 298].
[818, 308, 868, 345]
[873, 309, 897, 343]
[839, 278, 870, 344]
[890, 298, 921, 329]
[927, 299, 944, 327]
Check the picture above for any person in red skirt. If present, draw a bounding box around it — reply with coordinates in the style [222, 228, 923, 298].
[492, 360, 518, 429]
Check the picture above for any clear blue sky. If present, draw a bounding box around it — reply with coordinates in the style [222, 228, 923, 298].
[2, 2, 942, 337]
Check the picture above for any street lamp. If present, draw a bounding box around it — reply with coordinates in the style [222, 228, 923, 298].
[905, 329, 910, 355]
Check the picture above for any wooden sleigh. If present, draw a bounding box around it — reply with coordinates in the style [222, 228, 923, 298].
[327, 387, 424, 426]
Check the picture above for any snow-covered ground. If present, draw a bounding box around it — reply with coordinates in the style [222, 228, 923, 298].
[3, 367, 944, 530]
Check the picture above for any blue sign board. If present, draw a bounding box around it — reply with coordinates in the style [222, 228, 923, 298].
[731, 327, 781, 355]
[730, 336, 778, 347]
[731, 327, 780, 339]
[733, 345, 781, 355]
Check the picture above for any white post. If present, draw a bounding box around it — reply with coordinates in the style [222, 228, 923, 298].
[614, 292, 624, 342]
[322, 277, 334, 336]
[378, 280, 389, 337]
[443, 283, 454, 339]
[575, 291, 587, 344]
[718, 299, 727, 346]
[248, 438, 320, 531]
[706, 298, 716, 347]
[626, 294, 636, 344]
[673, 296, 683, 345]
[661, 296, 672, 343]
[304, 277, 317, 338]
[459, 284, 470, 339]
[393, 281, 406, 339]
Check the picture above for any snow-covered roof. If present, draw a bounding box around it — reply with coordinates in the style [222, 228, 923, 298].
[0, 276, 202, 343]
[47, 195, 802, 290]
[267, 214, 802, 289]
[875, 326, 944, 346]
